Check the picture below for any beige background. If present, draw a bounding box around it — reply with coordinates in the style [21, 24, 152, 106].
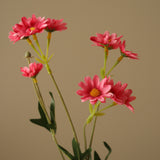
[1, 0, 159, 160]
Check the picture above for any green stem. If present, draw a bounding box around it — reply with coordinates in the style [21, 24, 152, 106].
[26, 58, 64, 160]
[83, 122, 87, 150]
[46, 32, 52, 59]
[33, 34, 44, 56]
[89, 102, 101, 148]
[50, 129, 66, 160]
[89, 112, 98, 148]
[46, 64, 79, 143]
[33, 78, 51, 123]
[103, 46, 109, 75]
[106, 55, 123, 77]
[32, 78, 65, 160]
[27, 38, 41, 58]
[89, 117, 97, 148]
[98, 102, 117, 113]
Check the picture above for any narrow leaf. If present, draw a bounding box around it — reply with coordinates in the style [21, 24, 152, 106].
[94, 151, 101, 160]
[58, 145, 74, 160]
[72, 138, 81, 160]
[38, 102, 48, 122]
[89, 155, 92, 160]
[49, 92, 57, 133]
[81, 148, 92, 160]
[30, 102, 50, 131]
[30, 119, 49, 131]
[104, 141, 112, 160]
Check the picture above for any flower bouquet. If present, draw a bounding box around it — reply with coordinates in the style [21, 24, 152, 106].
[9, 14, 138, 160]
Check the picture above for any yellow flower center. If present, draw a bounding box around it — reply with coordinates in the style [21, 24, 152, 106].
[30, 27, 36, 31]
[108, 39, 111, 42]
[90, 88, 101, 97]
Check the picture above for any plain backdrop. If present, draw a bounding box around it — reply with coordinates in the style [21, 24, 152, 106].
[1, 0, 160, 160]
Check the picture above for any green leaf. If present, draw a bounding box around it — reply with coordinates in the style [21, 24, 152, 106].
[72, 138, 81, 160]
[59, 138, 91, 160]
[49, 92, 57, 133]
[81, 148, 92, 160]
[94, 151, 101, 160]
[89, 154, 92, 160]
[30, 102, 50, 131]
[58, 145, 74, 160]
[30, 119, 49, 130]
[38, 102, 47, 122]
[104, 141, 112, 160]
[30, 98, 57, 132]
[93, 142, 112, 160]
[100, 68, 105, 79]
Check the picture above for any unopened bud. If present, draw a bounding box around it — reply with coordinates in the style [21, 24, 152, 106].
[25, 51, 32, 58]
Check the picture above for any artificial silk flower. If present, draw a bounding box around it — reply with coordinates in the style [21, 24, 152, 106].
[20, 62, 43, 78]
[45, 18, 67, 32]
[9, 14, 47, 43]
[90, 31, 123, 49]
[109, 81, 136, 112]
[120, 40, 138, 59]
[77, 75, 113, 105]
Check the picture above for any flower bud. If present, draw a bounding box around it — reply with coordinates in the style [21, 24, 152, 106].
[25, 51, 32, 58]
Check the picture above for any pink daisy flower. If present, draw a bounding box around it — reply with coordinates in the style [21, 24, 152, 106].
[45, 18, 67, 32]
[20, 62, 43, 78]
[119, 40, 138, 59]
[9, 14, 47, 43]
[109, 81, 136, 112]
[76, 75, 113, 105]
[90, 31, 123, 49]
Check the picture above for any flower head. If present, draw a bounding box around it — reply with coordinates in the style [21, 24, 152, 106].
[120, 40, 138, 59]
[9, 14, 47, 43]
[77, 75, 113, 105]
[90, 31, 123, 49]
[109, 81, 136, 112]
[20, 62, 43, 78]
[45, 18, 67, 32]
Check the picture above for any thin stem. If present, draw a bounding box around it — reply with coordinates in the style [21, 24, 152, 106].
[27, 38, 41, 58]
[33, 34, 44, 56]
[32, 78, 65, 160]
[33, 78, 50, 123]
[50, 129, 66, 160]
[46, 32, 52, 59]
[46, 64, 79, 143]
[89, 102, 117, 148]
[26, 58, 65, 160]
[103, 46, 109, 75]
[89, 116, 97, 148]
[89, 105, 100, 148]
[106, 55, 123, 77]
[83, 122, 87, 150]
[98, 102, 117, 113]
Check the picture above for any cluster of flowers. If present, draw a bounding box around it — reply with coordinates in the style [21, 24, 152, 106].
[77, 75, 135, 112]
[77, 31, 138, 112]
[9, 14, 67, 43]
[9, 14, 137, 113]
[90, 31, 138, 60]
[9, 14, 138, 160]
